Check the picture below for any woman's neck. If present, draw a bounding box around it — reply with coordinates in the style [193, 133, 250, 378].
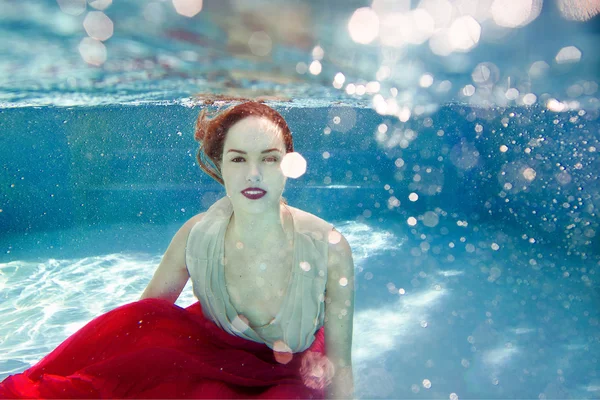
[228, 203, 289, 250]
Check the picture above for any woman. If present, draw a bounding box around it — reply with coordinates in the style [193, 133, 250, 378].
[0, 102, 355, 399]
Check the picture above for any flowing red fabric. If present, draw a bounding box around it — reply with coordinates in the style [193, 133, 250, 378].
[0, 298, 328, 399]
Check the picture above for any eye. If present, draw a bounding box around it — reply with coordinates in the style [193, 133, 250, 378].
[230, 157, 278, 163]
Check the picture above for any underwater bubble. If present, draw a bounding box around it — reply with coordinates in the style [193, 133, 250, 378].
[296, 62, 308, 74]
[348, 7, 379, 44]
[379, 13, 409, 47]
[429, 29, 454, 56]
[89, 0, 111, 10]
[300, 261, 311, 272]
[409, 193, 419, 202]
[333, 73, 345, 89]
[407, 217, 417, 226]
[366, 81, 381, 93]
[309, 60, 322, 75]
[472, 62, 500, 86]
[83, 11, 113, 41]
[376, 65, 391, 81]
[547, 99, 566, 112]
[346, 83, 356, 95]
[78, 37, 107, 66]
[557, 0, 600, 21]
[328, 107, 357, 133]
[422, 212, 439, 227]
[555, 46, 582, 64]
[556, 171, 572, 185]
[523, 93, 537, 105]
[248, 31, 272, 57]
[355, 84, 366, 95]
[423, 379, 432, 389]
[172, 0, 203, 17]
[523, 167, 537, 181]
[399, 107, 411, 122]
[281, 152, 307, 179]
[339, 277, 348, 287]
[57, 0, 87, 16]
[328, 230, 342, 244]
[506, 88, 519, 100]
[450, 141, 480, 170]
[448, 16, 481, 52]
[463, 85, 476, 96]
[528, 60, 550, 78]
[450, 393, 459, 400]
[312, 45, 324, 60]
[388, 196, 401, 208]
[420, 74, 434, 87]
[491, 0, 543, 28]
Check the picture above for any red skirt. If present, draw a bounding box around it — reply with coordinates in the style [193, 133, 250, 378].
[0, 298, 329, 399]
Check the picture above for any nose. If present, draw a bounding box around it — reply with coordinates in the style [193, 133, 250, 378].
[246, 162, 262, 183]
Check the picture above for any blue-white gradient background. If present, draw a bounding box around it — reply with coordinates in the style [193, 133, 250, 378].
[1, 1, 599, 399]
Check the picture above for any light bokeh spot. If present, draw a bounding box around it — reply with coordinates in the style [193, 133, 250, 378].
[449, 16, 481, 52]
[309, 60, 322, 75]
[281, 152, 307, 179]
[88, 0, 112, 10]
[300, 261, 311, 272]
[172, 0, 203, 17]
[555, 46, 582, 64]
[491, 0, 543, 28]
[328, 230, 342, 244]
[57, 0, 87, 16]
[557, 0, 600, 21]
[348, 7, 380, 44]
[248, 31, 272, 57]
[78, 37, 107, 66]
[83, 11, 114, 41]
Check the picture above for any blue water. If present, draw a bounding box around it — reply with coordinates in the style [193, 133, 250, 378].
[1, 1, 599, 399]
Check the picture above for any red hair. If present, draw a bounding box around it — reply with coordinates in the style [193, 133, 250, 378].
[194, 102, 294, 200]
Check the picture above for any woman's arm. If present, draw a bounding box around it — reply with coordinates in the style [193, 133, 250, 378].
[324, 229, 355, 399]
[140, 212, 205, 303]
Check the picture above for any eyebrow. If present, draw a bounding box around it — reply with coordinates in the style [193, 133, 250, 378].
[226, 148, 282, 155]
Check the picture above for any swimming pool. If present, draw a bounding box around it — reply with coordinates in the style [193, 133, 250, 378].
[1, 1, 599, 399]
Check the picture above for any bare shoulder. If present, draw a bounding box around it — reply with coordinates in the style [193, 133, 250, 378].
[181, 211, 207, 231]
[168, 211, 207, 247]
[287, 205, 333, 236]
[327, 228, 353, 267]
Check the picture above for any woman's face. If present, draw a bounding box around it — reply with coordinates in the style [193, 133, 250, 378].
[220, 116, 288, 213]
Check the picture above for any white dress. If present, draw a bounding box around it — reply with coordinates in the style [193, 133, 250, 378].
[185, 196, 334, 353]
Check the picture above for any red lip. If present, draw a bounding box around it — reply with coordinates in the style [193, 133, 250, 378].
[241, 188, 266, 200]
